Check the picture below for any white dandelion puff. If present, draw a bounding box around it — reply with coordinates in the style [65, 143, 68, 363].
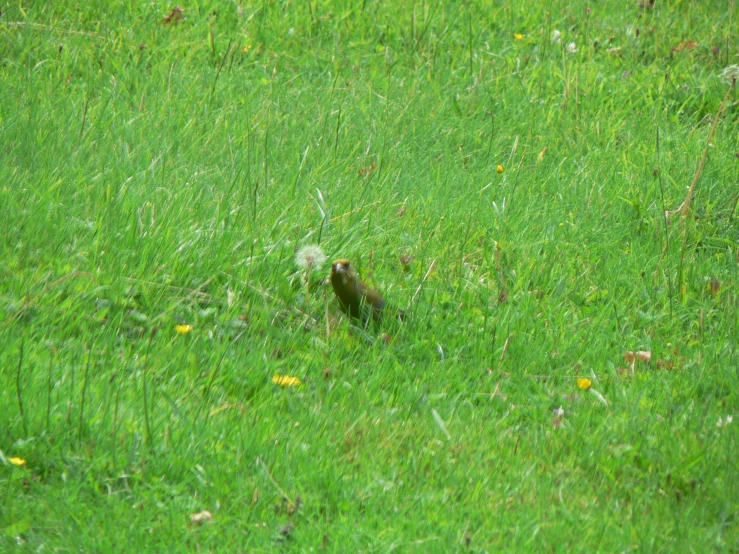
[719, 65, 739, 85]
[295, 245, 327, 271]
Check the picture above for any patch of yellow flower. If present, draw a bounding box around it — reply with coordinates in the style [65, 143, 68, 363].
[577, 377, 593, 390]
[272, 374, 302, 387]
[175, 324, 193, 334]
[514, 33, 524, 40]
[497, 164, 504, 173]
[9, 457, 26, 466]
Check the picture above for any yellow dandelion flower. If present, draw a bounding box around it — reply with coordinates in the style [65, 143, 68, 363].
[497, 164, 504, 173]
[9, 457, 27, 466]
[577, 377, 593, 390]
[175, 324, 193, 334]
[272, 374, 302, 387]
[514, 33, 524, 40]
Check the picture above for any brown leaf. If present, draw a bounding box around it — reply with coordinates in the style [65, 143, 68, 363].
[672, 40, 699, 53]
[656, 344, 687, 371]
[707, 277, 720, 297]
[358, 160, 376, 177]
[190, 510, 213, 524]
[162, 6, 184, 25]
[624, 350, 651, 363]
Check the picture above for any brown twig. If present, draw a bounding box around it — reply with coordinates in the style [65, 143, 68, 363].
[498, 335, 510, 364]
[16, 338, 27, 436]
[8, 272, 95, 327]
[4, 21, 103, 38]
[121, 276, 213, 299]
[411, 259, 436, 305]
[666, 79, 735, 220]
[221, 271, 318, 323]
[150, 278, 213, 323]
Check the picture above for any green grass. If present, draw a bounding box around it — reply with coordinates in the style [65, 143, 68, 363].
[1, 0, 738, 551]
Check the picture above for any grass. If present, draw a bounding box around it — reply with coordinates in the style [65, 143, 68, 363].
[1, 0, 738, 551]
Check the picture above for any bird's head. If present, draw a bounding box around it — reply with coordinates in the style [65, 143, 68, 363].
[330, 258, 355, 286]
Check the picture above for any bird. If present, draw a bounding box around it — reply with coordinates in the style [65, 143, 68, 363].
[329, 258, 387, 324]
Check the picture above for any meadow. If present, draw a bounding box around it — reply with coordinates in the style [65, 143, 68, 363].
[1, 0, 738, 551]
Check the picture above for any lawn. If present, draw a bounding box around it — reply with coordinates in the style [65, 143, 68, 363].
[1, 0, 738, 551]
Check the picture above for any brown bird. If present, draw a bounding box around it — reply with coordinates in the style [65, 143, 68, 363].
[330, 258, 387, 324]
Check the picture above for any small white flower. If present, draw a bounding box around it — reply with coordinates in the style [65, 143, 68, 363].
[566, 42, 577, 53]
[552, 29, 562, 44]
[553, 406, 565, 417]
[295, 245, 327, 271]
[716, 415, 732, 427]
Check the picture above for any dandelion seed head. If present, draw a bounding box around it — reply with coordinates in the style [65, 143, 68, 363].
[295, 245, 327, 271]
[719, 65, 739, 85]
